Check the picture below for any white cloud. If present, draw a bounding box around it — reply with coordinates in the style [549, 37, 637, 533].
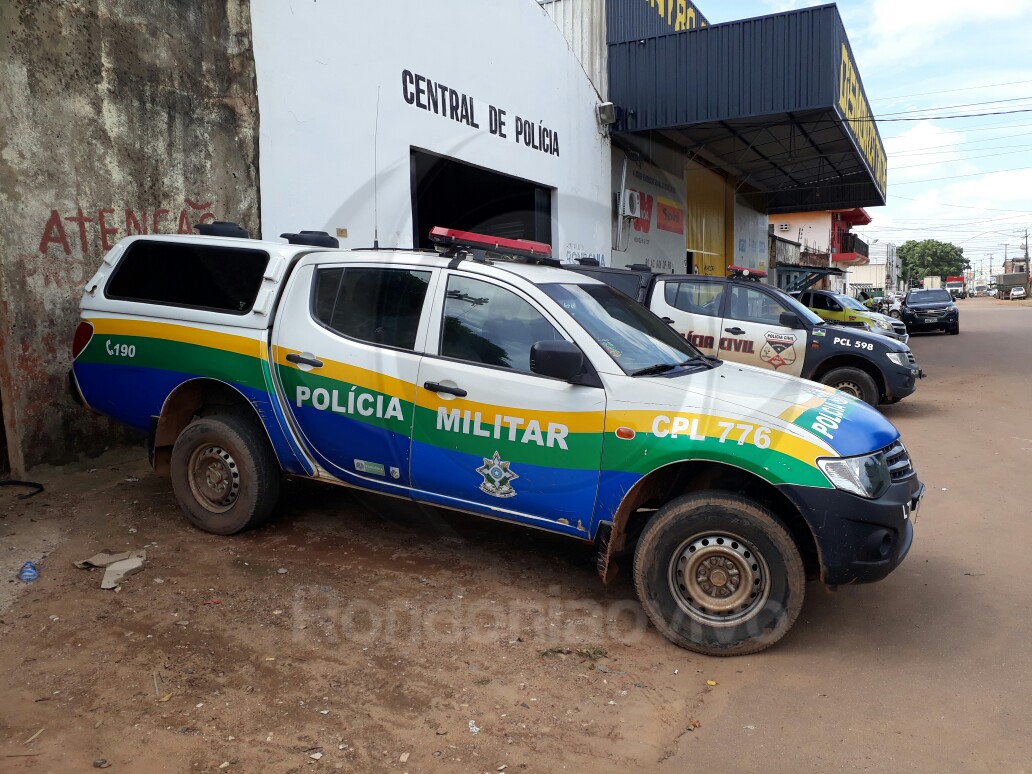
[885, 121, 968, 182]
[860, 0, 1032, 72]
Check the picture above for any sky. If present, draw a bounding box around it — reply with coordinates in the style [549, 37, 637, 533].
[703, 0, 1032, 283]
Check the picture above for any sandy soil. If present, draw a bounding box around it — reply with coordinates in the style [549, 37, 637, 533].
[1, 298, 1029, 772]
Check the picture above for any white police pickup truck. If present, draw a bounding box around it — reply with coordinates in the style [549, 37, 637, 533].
[70, 227, 923, 655]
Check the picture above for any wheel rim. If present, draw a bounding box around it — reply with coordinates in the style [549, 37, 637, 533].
[187, 444, 241, 513]
[668, 532, 770, 626]
[831, 379, 864, 399]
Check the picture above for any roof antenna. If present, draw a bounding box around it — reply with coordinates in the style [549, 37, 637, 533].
[373, 86, 380, 250]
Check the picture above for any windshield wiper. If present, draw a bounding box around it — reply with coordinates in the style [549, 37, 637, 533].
[631, 362, 679, 376]
[631, 356, 715, 377]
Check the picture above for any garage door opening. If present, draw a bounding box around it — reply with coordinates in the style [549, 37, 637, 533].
[410, 149, 552, 250]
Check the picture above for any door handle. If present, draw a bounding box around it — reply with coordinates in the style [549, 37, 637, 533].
[286, 353, 324, 368]
[424, 381, 467, 398]
[724, 327, 746, 335]
[661, 317, 675, 325]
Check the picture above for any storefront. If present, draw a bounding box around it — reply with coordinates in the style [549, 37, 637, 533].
[605, 1, 887, 281]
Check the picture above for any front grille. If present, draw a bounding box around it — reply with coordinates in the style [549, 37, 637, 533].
[891, 321, 908, 336]
[882, 441, 914, 481]
[905, 351, 917, 365]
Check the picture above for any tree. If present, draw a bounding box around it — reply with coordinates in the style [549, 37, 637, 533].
[898, 240, 969, 285]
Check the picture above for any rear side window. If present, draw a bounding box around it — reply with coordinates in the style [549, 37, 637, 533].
[663, 280, 724, 317]
[106, 241, 269, 314]
[727, 286, 789, 325]
[578, 269, 644, 300]
[312, 267, 431, 350]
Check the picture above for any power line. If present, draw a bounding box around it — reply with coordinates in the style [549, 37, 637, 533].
[871, 79, 1032, 102]
[875, 96, 1032, 117]
[891, 165, 1032, 185]
[888, 193, 1031, 213]
[892, 139, 1032, 158]
[892, 146, 1032, 169]
[875, 107, 1032, 122]
[885, 120, 1032, 139]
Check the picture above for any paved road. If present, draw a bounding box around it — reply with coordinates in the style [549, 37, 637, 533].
[675, 298, 1032, 772]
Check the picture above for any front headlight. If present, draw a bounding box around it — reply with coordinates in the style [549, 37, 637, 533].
[873, 319, 891, 330]
[818, 452, 891, 499]
[886, 352, 910, 366]
[947, 304, 957, 312]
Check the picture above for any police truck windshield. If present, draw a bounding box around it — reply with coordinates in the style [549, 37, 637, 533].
[541, 283, 704, 375]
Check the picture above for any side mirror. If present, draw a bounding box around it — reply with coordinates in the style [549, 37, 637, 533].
[779, 312, 805, 329]
[530, 340, 584, 382]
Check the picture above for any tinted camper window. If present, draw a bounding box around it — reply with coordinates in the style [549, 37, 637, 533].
[106, 242, 269, 314]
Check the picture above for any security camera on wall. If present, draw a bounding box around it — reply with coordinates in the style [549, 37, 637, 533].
[596, 102, 617, 126]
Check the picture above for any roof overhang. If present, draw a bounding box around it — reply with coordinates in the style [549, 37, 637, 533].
[775, 264, 848, 293]
[608, 4, 887, 213]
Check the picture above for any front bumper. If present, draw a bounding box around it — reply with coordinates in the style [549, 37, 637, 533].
[882, 362, 922, 403]
[903, 310, 958, 330]
[781, 477, 924, 585]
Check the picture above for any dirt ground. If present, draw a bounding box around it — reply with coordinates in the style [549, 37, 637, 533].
[2, 297, 1030, 772]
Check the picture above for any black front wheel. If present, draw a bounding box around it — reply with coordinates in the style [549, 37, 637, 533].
[947, 324, 960, 335]
[170, 414, 281, 535]
[633, 492, 805, 656]
[820, 366, 879, 406]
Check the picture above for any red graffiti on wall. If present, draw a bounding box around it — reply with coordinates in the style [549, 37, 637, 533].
[38, 198, 218, 255]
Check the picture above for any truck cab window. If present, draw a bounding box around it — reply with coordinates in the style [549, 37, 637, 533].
[312, 267, 431, 350]
[440, 276, 562, 372]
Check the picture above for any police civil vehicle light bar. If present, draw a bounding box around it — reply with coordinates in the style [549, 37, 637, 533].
[429, 226, 552, 260]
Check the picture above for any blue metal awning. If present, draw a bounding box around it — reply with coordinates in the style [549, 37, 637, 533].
[607, 3, 887, 213]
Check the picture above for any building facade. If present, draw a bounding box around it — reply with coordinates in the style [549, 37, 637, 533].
[0, 0, 886, 474]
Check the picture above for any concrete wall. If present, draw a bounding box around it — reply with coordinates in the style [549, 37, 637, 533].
[768, 212, 833, 253]
[0, 0, 260, 475]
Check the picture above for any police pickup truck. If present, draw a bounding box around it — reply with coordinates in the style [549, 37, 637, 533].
[571, 265, 922, 407]
[70, 227, 923, 656]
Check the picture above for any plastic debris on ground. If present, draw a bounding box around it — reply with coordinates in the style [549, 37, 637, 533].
[74, 550, 147, 589]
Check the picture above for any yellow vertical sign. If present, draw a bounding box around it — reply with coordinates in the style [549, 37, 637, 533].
[838, 44, 887, 195]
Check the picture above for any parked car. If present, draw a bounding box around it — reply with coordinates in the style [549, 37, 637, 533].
[70, 228, 924, 656]
[796, 290, 909, 343]
[1010, 286, 1027, 300]
[569, 265, 922, 407]
[902, 288, 960, 334]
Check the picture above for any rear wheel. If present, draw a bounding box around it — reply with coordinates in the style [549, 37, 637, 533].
[889, 309, 901, 319]
[170, 414, 281, 535]
[633, 492, 805, 656]
[820, 366, 879, 406]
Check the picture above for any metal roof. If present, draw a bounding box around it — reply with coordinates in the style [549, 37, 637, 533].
[608, 4, 887, 213]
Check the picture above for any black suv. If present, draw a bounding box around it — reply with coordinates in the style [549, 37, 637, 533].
[902, 288, 960, 335]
